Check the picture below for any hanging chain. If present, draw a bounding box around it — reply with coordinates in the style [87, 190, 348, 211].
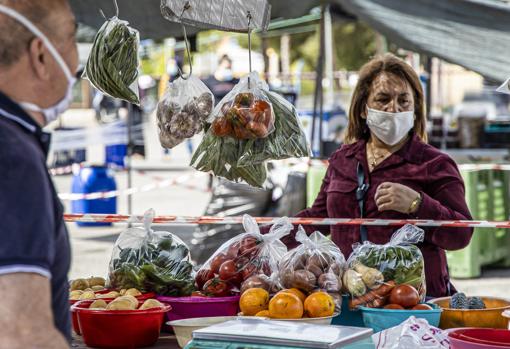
[99, 0, 119, 19]
[177, 1, 193, 80]
[247, 11, 253, 88]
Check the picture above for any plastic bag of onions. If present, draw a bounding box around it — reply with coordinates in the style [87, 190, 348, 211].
[157, 76, 214, 149]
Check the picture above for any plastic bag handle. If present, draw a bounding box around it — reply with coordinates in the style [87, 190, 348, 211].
[262, 217, 293, 243]
[389, 224, 425, 245]
[143, 208, 155, 237]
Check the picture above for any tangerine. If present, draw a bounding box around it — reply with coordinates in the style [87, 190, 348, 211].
[278, 288, 307, 303]
[304, 292, 335, 318]
[240, 288, 269, 316]
[255, 310, 270, 317]
[268, 292, 304, 319]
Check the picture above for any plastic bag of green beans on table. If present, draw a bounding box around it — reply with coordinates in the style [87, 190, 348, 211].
[344, 224, 426, 309]
[83, 16, 140, 105]
[191, 72, 310, 188]
[157, 76, 214, 149]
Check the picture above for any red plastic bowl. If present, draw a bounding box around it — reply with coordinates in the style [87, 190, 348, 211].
[72, 300, 170, 348]
[449, 328, 510, 349]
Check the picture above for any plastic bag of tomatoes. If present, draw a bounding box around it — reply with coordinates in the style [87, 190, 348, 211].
[195, 214, 293, 297]
[344, 224, 426, 309]
[277, 226, 346, 307]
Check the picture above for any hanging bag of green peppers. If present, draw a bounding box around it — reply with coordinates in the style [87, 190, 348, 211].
[106, 209, 195, 296]
[83, 14, 140, 105]
[191, 72, 310, 188]
[343, 224, 426, 309]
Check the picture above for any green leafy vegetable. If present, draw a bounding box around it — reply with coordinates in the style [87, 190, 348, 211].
[84, 17, 140, 105]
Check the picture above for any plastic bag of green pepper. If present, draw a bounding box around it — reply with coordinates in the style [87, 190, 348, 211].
[191, 72, 310, 188]
[106, 209, 195, 296]
[344, 224, 426, 308]
[83, 16, 140, 105]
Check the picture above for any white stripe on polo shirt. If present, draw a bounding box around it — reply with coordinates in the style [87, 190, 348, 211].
[0, 264, 52, 279]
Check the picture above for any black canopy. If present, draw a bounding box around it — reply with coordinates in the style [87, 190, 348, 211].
[70, 0, 510, 81]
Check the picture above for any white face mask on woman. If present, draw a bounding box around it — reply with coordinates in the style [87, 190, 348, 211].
[366, 107, 414, 146]
[0, 5, 76, 124]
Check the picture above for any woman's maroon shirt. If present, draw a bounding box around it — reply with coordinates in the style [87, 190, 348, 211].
[284, 134, 473, 297]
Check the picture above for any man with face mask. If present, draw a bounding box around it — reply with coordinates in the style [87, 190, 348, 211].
[0, 0, 78, 347]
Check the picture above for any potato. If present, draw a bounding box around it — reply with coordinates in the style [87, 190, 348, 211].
[279, 269, 295, 289]
[89, 300, 107, 309]
[329, 262, 344, 278]
[139, 299, 163, 310]
[88, 277, 106, 287]
[97, 291, 120, 299]
[69, 290, 83, 300]
[305, 263, 323, 279]
[106, 299, 136, 311]
[91, 285, 105, 292]
[290, 270, 316, 292]
[79, 291, 96, 300]
[116, 295, 138, 309]
[120, 289, 127, 296]
[318, 273, 341, 293]
[307, 254, 329, 271]
[70, 278, 89, 291]
[240, 275, 270, 294]
[125, 288, 142, 297]
[292, 254, 308, 270]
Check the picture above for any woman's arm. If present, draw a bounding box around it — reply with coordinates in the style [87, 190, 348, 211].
[415, 155, 474, 250]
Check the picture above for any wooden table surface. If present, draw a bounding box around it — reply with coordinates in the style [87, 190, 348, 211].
[71, 334, 181, 349]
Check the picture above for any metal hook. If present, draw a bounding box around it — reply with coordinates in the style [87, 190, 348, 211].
[177, 2, 192, 80]
[99, 0, 119, 19]
[247, 11, 253, 88]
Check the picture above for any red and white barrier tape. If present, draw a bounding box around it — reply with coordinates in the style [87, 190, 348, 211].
[61, 215, 510, 228]
[58, 172, 209, 201]
[458, 164, 510, 171]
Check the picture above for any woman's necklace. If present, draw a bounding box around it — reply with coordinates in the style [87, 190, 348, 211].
[368, 141, 387, 169]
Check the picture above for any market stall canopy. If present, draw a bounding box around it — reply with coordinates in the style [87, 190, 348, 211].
[70, 0, 510, 81]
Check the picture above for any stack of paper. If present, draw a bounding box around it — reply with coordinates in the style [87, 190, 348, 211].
[192, 319, 373, 349]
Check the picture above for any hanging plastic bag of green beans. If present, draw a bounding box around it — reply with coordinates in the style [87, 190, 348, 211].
[83, 16, 140, 105]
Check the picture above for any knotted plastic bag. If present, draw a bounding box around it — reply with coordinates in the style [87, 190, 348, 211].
[83, 17, 140, 105]
[345, 224, 426, 309]
[372, 316, 449, 348]
[107, 209, 195, 296]
[194, 214, 293, 296]
[157, 75, 214, 149]
[278, 226, 346, 307]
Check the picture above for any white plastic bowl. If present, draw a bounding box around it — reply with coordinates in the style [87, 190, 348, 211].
[168, 316, 238, 348]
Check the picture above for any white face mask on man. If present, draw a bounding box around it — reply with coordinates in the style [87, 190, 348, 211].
[366, 107, 414, 146]
[0, 5, 76, 124]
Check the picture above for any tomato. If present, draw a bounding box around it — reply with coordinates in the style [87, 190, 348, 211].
[219, 260, 242, 285]
[412, 304, 433, 310]
[202, 278, 232, 297]
[227, 242, 240, 258]
[212, 117, 233, 137]
[191, 291, 207, 297]
[389, 285, 420, 308]
[240, 262, 258, 280]
[195, 269, 215, 290]
[239, 236, 260, 257]
[210, 253, 230, 274]
[384, 304, 405, 310]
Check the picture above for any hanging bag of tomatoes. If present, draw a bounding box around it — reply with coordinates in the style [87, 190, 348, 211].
[344, 224, 426, 309]
[194, 214, 293, 297]
[191, 72, 310, 188]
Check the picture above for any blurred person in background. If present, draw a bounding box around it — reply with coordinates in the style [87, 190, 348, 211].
[0, 0, 78, 347]
[203, 54, 239, 104]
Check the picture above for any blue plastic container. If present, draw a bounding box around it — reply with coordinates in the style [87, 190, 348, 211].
[105, 144, 127, 168]
[71, 165, 117, 227]
[332, 295, 365, 327]
[360, 303, 442, 333]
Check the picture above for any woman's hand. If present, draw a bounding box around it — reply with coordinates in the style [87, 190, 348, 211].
[375, 182, 420, 214]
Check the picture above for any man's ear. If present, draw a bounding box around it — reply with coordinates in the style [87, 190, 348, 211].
[27, 37, 51, 81]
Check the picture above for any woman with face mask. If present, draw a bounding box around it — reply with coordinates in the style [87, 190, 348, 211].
[283, 54, 473, 298]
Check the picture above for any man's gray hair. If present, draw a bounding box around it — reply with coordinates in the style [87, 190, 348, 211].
[0, 0, 66, 67]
